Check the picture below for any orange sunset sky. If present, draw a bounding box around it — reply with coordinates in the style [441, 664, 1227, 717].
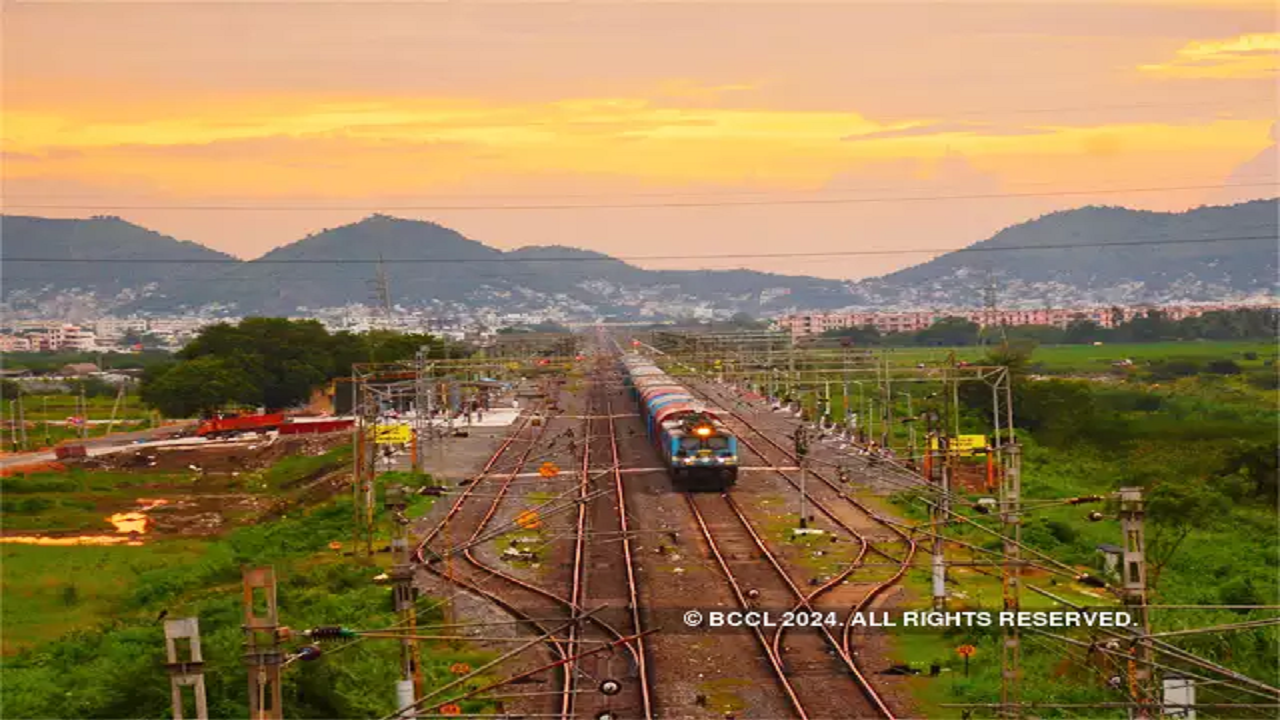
[2, 0, 1277, 280]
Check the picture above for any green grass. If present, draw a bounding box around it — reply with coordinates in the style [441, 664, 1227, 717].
[2, 393, 156, 450]
[0, 541, 207, 654]
[1, 497, 492, 719]
[0, 468, 202, 533]
[869, 340, 1277, 374]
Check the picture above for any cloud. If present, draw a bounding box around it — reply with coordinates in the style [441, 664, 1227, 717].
[1, 150, 41, 161]
[842, 123, 1052, 142]
[1139, 33, 1280, 79]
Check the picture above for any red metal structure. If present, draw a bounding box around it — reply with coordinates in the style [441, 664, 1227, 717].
[195, 413, 286, 437]
[196, 413, 354, 438]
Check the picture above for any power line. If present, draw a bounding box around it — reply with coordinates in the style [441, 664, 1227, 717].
[1, 181, 1275, 212]
[4, 233, 1274, 266]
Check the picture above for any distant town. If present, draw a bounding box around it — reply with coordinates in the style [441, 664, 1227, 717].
[1, 300, 1274, 354]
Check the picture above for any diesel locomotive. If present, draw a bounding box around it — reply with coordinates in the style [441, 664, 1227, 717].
[621, 354, 739, 490]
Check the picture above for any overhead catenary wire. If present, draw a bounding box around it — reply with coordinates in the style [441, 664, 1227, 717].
[5, 233, 1273, 267]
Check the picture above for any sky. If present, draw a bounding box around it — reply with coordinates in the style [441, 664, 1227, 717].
[2, 0, 1277, 280]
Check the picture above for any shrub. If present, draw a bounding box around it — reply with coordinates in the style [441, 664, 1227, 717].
[1206, 359, 1242, 375]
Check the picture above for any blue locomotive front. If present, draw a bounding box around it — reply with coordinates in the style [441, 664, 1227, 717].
[621, 354, 739, 490]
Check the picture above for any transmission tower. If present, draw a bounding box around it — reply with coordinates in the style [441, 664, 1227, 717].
[982, 275, 1004, 345]
[368, 254, 394, 325]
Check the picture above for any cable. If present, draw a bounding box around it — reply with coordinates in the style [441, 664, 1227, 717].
[2, 180, 1275, 212]
[4, 232, 1275, 267]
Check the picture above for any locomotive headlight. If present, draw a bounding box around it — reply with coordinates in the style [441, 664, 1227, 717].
[694, 426, 713, 438]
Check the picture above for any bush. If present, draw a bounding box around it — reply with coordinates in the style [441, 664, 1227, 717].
[1206, 359, 1242, 375]
[1246, 371, 1279, 390]
[1, 496, 55, 514]
[1147, 359, 1202, 381]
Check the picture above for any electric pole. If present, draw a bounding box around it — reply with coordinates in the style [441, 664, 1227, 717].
[386, 484, 422, 718]
[1119, 487, 1153, 719]
[164, 617, 209, 720]
[1000, 443, 1023, 718]
[242, 566, 283, 720]
[794, 425, 809, 529]
[932, 434, 949, 612]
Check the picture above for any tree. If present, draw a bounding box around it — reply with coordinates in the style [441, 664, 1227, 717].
[915, 317, 981, 346]
[140, 319, 454, 414]
[1145, 481, 1231, 594]
[119, 330, 167, 350]
[728, 312, 766, 330]
[1062, 318, 1107, 344]
[140, 356, 257, 417]
[822, 324, 882, 345]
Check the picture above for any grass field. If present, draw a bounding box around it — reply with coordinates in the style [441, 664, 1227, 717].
[1, 393, 154, 450]
[0, 541, 207, 653]
[877, 340, 1276, 374]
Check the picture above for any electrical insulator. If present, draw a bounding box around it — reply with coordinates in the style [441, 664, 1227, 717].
[1087, 511, 1105, 522]
[307, 626, 354, 641]
[599, 680, 621, 696]
[296, 645, 323, 662]
[1067, 495, 1105, 505]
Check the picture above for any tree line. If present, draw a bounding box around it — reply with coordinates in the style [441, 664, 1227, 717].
[139, 318, 458, 417]
[822, 307, 1278, 346]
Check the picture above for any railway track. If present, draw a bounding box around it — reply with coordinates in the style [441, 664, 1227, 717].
[687, 378, 919, 718]
[413, 406, 575, 716]
[413, 367, 650, 719]
[570, 361, 654, 720]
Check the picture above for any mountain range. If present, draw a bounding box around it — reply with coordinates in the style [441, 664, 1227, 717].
[2, 199, 1276, 319]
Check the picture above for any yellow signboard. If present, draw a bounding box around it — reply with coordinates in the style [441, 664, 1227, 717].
[373, 425, 412, 444]
[928, 434, 988, 456]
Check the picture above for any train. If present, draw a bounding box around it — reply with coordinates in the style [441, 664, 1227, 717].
[620, 354, 739, 490]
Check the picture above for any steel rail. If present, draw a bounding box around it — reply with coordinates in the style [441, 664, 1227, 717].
[718, 490, 897, 720]
[691, 379, 915, 716]
[604, 394, 655, 719]
[685, 492, 811, 720]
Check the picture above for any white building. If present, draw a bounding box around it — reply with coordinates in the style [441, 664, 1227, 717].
[0, 335, 33, 352]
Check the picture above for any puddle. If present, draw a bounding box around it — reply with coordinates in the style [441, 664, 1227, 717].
[0, 535, 142, 546]
[2, 498, 170, 546]
[106, 498, 169, 534]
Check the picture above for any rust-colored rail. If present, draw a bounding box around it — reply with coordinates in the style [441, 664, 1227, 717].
[685, 492, 811, 720]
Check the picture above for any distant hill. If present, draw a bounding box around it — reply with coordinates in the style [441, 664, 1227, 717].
[0, 215, 236, 314]
[846, 199, 1278, 309]
[1, 200, 1275, 318]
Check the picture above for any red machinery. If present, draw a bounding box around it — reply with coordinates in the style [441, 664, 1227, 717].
[195, 413, 286, 437]
[196, 413, 355, 438]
